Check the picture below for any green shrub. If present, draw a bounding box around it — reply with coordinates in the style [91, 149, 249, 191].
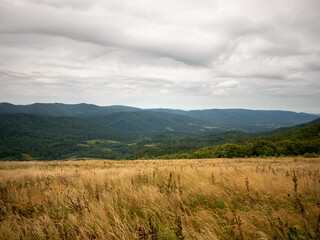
[303, 152, 318, 158]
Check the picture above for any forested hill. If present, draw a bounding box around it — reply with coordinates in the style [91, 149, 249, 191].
[0, 113, 139, 160]
[0, 103, 319, 161]
[0, 113, 318, 161]
[150, 108, 318, 131]
[86, 111, 210, 132]
[155, 118, 320, 159]
[0, 102, 318, 132]
[0, 102, 139, 117]
[0, 113, 258, 160]
[0, 113, 136, 141]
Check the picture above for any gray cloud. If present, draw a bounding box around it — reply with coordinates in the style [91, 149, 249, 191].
[0, 0, 319, 112]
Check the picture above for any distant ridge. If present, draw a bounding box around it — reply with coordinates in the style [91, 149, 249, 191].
[152, 117, 320, 159]
[0, 102, 318, 132]
[0, 108, 319, 160]
[0, 102, 139, 117]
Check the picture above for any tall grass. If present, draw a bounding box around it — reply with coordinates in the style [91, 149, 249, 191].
[0, 157, 319, 239]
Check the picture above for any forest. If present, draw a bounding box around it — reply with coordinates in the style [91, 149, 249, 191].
[0, 107, 319, 160]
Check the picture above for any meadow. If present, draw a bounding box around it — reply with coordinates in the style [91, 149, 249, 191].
[0, 157, 319, 239]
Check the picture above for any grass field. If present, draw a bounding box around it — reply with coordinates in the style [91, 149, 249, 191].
[0, 157, 320, 239]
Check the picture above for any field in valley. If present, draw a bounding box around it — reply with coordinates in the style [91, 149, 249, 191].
[0, 157, 320, 239]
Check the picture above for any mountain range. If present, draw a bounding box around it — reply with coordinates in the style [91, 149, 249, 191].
[0, 102, 318, 132]
[0, 102, 319, 160]
[158, 117, 320, 160]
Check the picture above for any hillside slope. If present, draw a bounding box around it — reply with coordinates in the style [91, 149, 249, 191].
[1, 103, 318, 132]
[152, 108, 318, 131]
[0, 102, 139, 117]
[86, 111, 219, 133]
[155, 118, 320, 159]
[0, 113, 137, 160]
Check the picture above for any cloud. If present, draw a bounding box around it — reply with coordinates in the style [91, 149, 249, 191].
[0, 0, 319, 112]
[215, 80, 239, 88]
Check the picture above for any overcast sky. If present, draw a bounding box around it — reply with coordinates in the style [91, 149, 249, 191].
[0, 0, 319, 112]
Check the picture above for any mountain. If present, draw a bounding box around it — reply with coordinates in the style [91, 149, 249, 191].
[0, 112, 219, 161]
[0, 110, 318, 160]
[86, 111, 219, 133]
[124, 130, 265, 160]
[0, 102, 140, 117]
[264, 118, 320, 142]
[151, 108, 318, 131]
[0, 102, 319, 161]
[0, 113, 138, 160]
[1, 103, 318, 134]
[0, 113, 264, 161]
[0, 113, 133, 140]
[267, 117, 320, 135]
[127, 118, 320, 159]
[156, 118, 320, 159]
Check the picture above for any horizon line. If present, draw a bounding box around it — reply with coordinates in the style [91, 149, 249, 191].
[0, 101, 319, 115]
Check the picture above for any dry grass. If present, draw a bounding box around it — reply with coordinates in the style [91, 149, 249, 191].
[0, 157, 320, 239]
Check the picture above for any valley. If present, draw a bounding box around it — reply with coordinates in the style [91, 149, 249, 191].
[0, 103, 319, 161]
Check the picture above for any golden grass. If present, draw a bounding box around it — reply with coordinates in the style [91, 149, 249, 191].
[0, 157, 320, 239]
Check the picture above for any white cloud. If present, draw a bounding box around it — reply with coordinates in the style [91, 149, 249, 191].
[0, 0, 319, 112]
[215, 80, 239, 88]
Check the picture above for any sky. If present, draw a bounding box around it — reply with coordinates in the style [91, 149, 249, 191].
[0, 0, 320, 113]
